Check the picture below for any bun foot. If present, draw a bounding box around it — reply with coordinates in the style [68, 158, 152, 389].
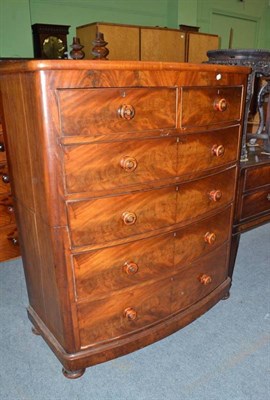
[62, 367, 86, 379]
[31, 326, 41, 335]
[222, 291, 230, 300]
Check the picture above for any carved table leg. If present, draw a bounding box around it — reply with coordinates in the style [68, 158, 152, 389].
[62, 367, 86, 379]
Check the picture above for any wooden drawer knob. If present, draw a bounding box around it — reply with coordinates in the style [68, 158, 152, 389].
[124, 307, 137, 320]
[267, 193, 270, 201]
[198, 274, 212, 285]
[204, 232, 216, 245]
[2, 173, 10, 184]
[212, 144, 225, 157]
[0, 142, 5, 152]
[209, 189, 222, 202]
[7, 206, 14, 214]
[120, 156, 138, 172]
[123, 261, 139, 275]
[214, 98, 227, 112]
[118, 104, 135, 120]
[9, 237, 19, 246]
[122, 211, 137, 225]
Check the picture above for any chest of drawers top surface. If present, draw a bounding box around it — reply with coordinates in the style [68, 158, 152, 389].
[0, 60, 249, 378]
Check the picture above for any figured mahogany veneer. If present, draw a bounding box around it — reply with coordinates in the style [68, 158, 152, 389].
[0, 60, 249, 378]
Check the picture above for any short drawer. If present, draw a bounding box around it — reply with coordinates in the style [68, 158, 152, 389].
[58, 87, 177, 136]
[63, 137, 178, 194]
[73, 207, 232, 301]
[0, 164, 11, 194]
[180, 86, 242, 128]
[67, 168, 236, 247]
[241, 185, 270, 220]
[0, 194, 16, 227]
[0, 225, 20, 262]
[63, 126, 240, 194]
[77, 244, 228, 348]
[0, 134, 6, 163]
[244, 164, 270, 191]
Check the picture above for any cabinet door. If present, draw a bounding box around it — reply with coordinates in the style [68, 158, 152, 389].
[140, 28, 186, 62]
[186, 32, 219, 63]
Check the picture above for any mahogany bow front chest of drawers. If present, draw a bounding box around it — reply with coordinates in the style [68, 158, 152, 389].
[0, 60, 249, 378]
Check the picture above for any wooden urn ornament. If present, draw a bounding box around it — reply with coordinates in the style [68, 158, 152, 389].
[91, 32, 109, 60]
[69, 37, 85, 59]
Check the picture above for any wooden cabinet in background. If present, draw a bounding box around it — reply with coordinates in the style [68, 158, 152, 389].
[184, 31, 219, 63]
[77, 21, 218, 62]
[76, 22, 140, 61]
[0, 59, 248, 378]
[0, 119, 20, 262]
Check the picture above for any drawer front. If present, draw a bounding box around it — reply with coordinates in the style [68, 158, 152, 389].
[0, 164, 11, 194]
[241, 185, 270, 220]
[0, 134, 6, 163]
[73, 207, 232, 301]
[176, 167, 236, 223]
[78, 275, 173, 347]
[63, 127, 239, 195]
[0, 194, 16, 227]
[244, 164, 270, 191]
[59, 87, 177, 136]
[178, 126, 240, 174]
[172, 243, 228, 313]
[68, 187, 177, 246]
[77, 244, 228, 348]
[67, 168, 236, 247]
[0, 225, 20, 262]
[63, 138, 178, 194]
[181, 86, 242, 128]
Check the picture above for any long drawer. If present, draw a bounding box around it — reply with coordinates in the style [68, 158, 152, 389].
[73, 206, 232, 301]
[67, 167, 236, 247]
[77, 244, 228, 348]
[58, 87, 177, 136]
[63, 126, 240, 194]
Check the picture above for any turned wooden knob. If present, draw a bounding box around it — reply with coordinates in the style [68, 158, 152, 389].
[198, 274, 212, 285]
[267, 193, 270, 201]
[7, 206, 14, 214]
[124, 307, 137, 320]
[209, 189, 222, 202]
[2, 173, 10, 184]
[212, 144, 225, 157]
[214, 98, 227, 112]
[0, 142, 5, 152]
[122, 211, 137, 225]
[120, 156, 138, 172]
[10, 237, 19, 246]
[118, 104, 135, 120]
[204, 232, 216, 245]
[123, 261, 139, 275]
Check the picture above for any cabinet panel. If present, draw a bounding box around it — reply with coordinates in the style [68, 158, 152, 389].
[141, 28, 185, 62]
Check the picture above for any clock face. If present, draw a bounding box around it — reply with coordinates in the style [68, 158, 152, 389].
[42, 36, 65, 59]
